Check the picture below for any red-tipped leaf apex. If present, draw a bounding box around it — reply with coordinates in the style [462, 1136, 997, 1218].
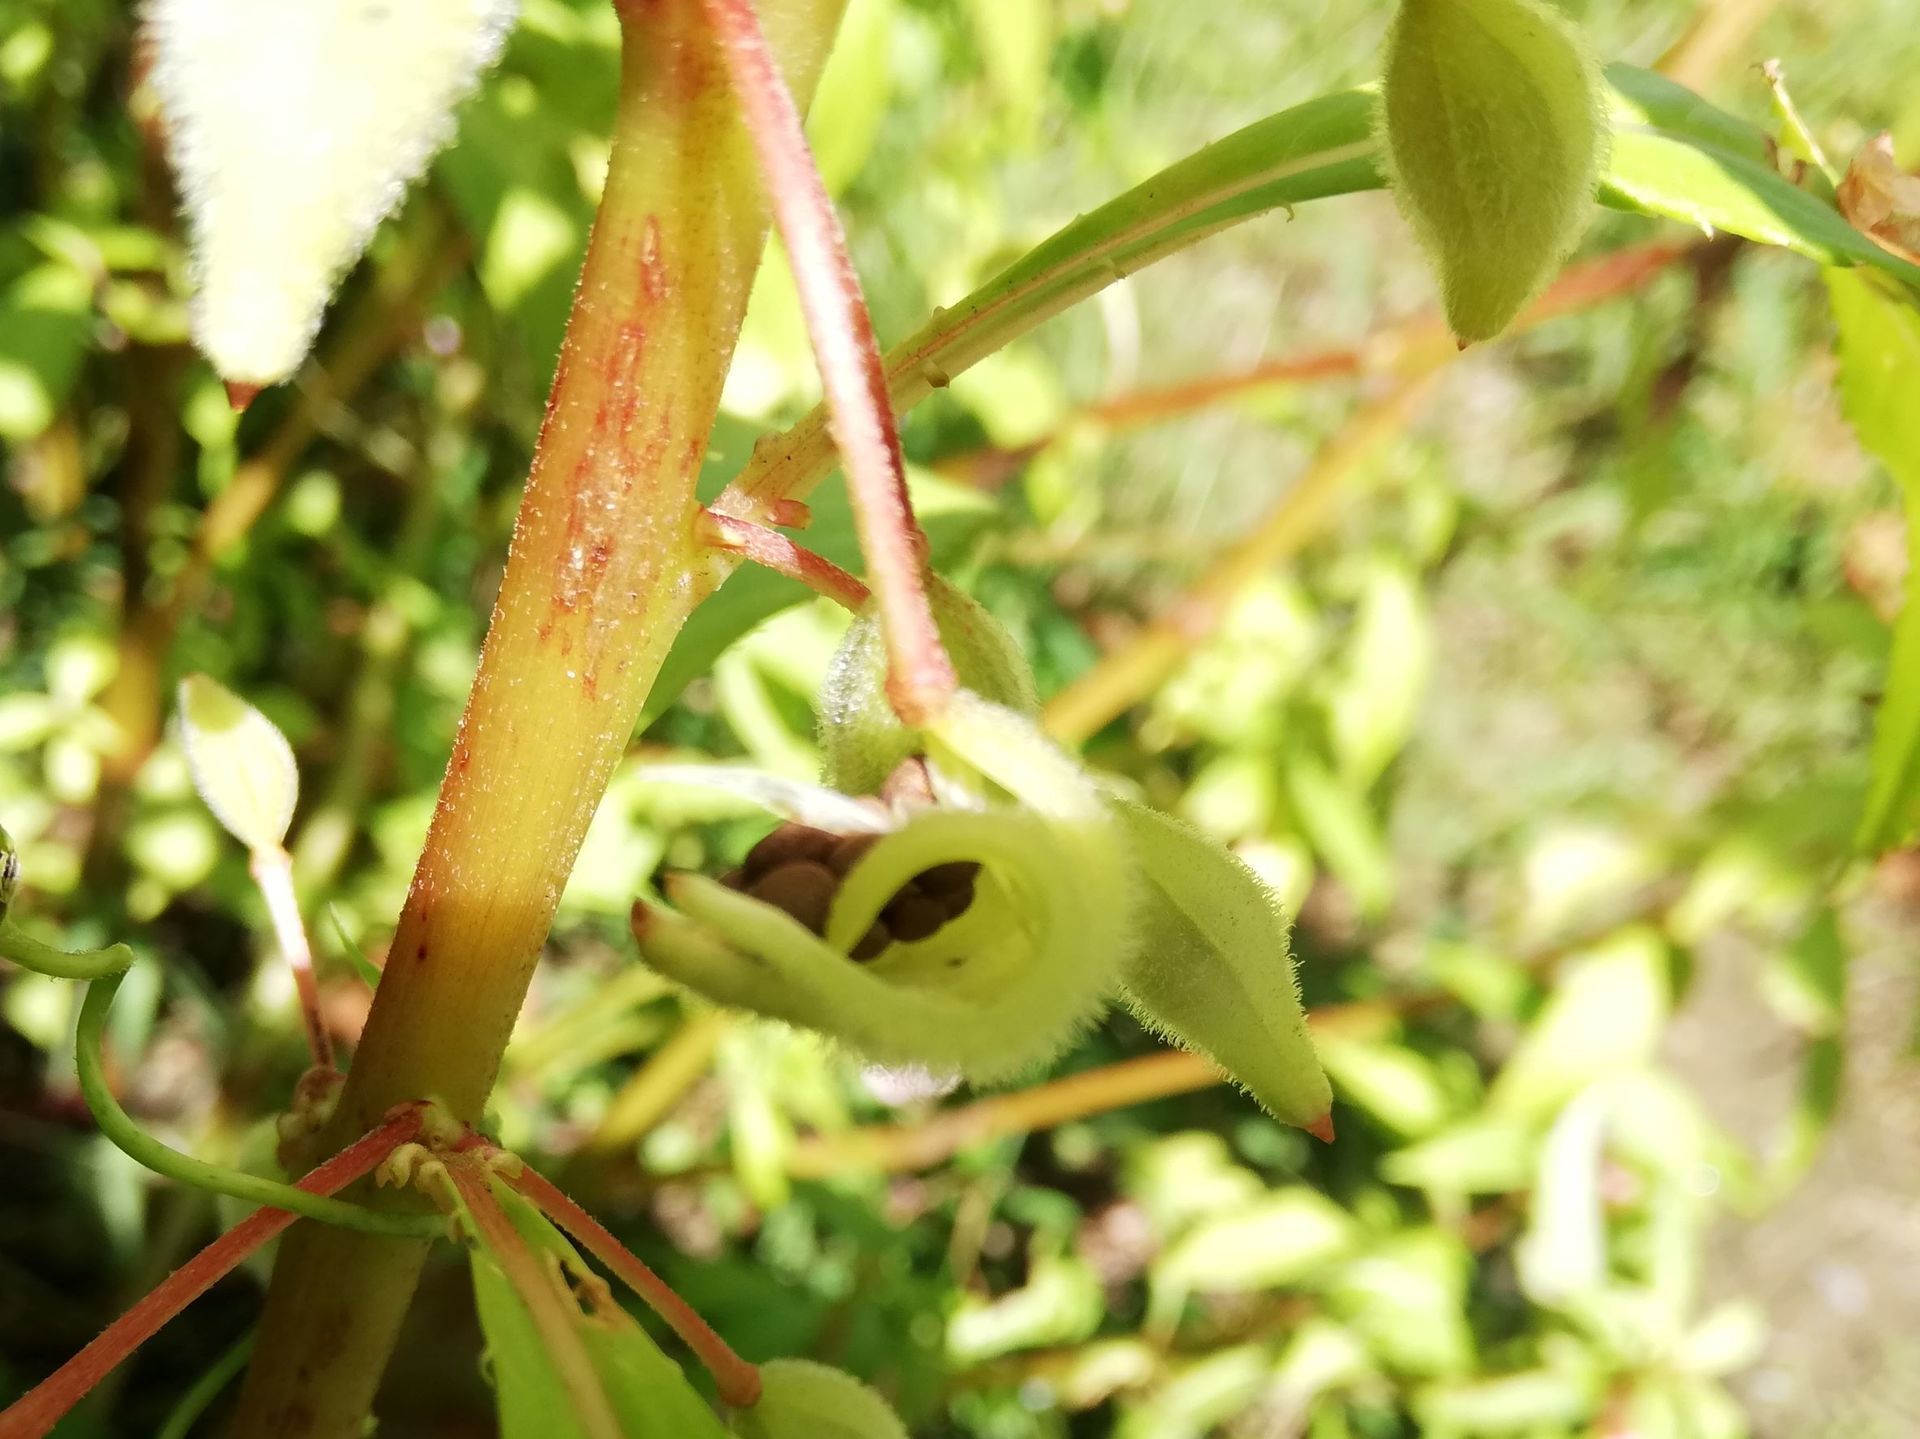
[224, 380, 263, 412]
[1304, 1112, 1336, 1144]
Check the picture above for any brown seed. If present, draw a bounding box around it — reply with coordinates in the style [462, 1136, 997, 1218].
[917, 862, 979, 917]
[744, 823, 837, 878]
[748, 860, 838, 936]
[850, 923, 892, 961]
[717, 868, 748, 891]
[825, 833, 880, 875]
[917, 861, 979, 894]
[883, 891, 949, 943]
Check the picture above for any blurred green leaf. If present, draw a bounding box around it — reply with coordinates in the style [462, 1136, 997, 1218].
[1316, 1034, 1450, 1138]
[1515, 1091, 1607, 1309]
[807, 0, 893, 194]
[1382, 1117, 1536, 1196]
[1412, 1367, 1598, 1435]
[1830, 270, 1920, 850]
[947, 1254, 1103, 1364]
[0, 263, 91, 440]
[1761, 904, 1847, 1036]
[1152, 1187, 1355, 1296]
[1488, 928, 1670, 1121]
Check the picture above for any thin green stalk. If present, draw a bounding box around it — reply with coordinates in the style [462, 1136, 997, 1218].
[75, 972, 440, 1237]
[0, 923, 133, 981]
[155, 1330, 255, 1439]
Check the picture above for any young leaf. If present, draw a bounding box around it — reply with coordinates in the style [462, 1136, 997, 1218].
[731, 1359, 908, 1439]
[456, 1169, 729, 1439]
[149, 0, 516, 388]
[1380, 0, 1606, 341]
[1110, 799, 1332, 1135]
[177, 674, 299, 853]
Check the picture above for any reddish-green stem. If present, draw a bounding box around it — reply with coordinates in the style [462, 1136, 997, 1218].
[222, 8, 847, 1434]
[250, 846, 333, 1069]
[448, 1161, 625, 1439]
[699, 0, 956, 724]
[0, 1106, 422, 1439]
[505, 1161, 762, 1405]
[702, 509, 871, 611]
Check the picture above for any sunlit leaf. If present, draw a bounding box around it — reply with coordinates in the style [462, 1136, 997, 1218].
[1515, 1090, 1607, 1309]
[946, 1255, 1103, 1364]
[152, 0, 517, 383]
[176, 675, 300, 853]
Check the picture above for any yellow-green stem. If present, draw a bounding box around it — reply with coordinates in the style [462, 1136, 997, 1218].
[224, 5, 845, 1434]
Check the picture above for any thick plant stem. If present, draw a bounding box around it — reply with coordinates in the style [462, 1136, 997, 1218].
[224, 5, 846, 1435]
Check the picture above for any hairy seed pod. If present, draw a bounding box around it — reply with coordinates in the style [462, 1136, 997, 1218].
[1379, 0, 1605, 341]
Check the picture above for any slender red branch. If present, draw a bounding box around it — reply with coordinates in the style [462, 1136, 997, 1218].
[0, 1105, 424, 1439]
[447, 1161, 623, 1439]
[504, 1161, 762, 1406]
[699, 0, 956, 725]
[702, 509, 871, 612]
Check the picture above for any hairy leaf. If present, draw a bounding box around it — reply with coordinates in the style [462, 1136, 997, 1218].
[1381, 0, 1606, 340]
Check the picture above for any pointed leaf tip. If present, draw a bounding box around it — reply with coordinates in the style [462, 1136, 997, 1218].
[1305, 1112, 1337, 1144]
[224, 380, 263, 412]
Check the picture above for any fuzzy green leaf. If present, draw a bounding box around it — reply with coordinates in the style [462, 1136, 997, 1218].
[1111, 799, 1331, 1132]
[1381, 0, 1606, 341]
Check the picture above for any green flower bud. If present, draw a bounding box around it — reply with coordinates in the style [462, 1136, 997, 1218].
[731, 1360, 908, 1439]
[821, 578, 1039, 794]
[1380, 0, 1605, 341]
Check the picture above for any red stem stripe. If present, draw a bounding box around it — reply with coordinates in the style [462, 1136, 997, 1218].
[505, 1162, 762, 1406]
[699, 0, 956, 725]
[0, 1107, 424, 1439]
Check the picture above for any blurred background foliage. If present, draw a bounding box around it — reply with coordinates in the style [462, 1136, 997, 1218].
[3, 0, 1920, 1435]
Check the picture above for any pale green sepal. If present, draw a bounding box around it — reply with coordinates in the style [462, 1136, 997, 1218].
[731, 1359, 908, 1439]
[821, 578, 1039, 793]
[637, 692, 1134, 1084]
[1110, 798, 1332, 1132]
[177, 674, 300, 852]
[1380, 0, 1606, 341]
